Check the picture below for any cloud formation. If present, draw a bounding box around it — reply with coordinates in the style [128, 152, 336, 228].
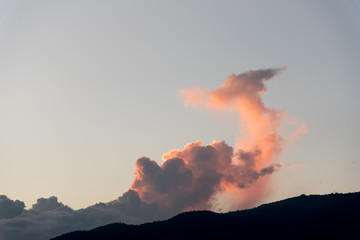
[131, 140, 280, 216]
[0, 195, 25, 219]
[180, 68, 286, 146]
[0, 68, 306, 240]
[180, 67, 306, 207]
[0, 193, 157, 240]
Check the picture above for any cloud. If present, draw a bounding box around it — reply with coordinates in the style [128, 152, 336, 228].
[0, 196, 75, 240]
[0, 68, 307, 240]
[0, 195, 25, 219]
[31, 196, 70, 212]
[0, 192, 158, 240]
[180, 68, 287, 144]
[133, 141, 230, 213]
[0, 142, 280, 240]
[178, 68, 307, 208]
[132, 140, 280, 214]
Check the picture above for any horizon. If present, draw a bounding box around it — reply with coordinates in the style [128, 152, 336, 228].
[51, 191, 360, 240]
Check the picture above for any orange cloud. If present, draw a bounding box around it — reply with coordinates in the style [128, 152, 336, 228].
[127, 68, 307, 215]
[178, 67, 307, 209]
[131, 140, 280, 214]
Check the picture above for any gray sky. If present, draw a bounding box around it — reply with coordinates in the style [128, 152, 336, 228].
[1, 0, 359, 211]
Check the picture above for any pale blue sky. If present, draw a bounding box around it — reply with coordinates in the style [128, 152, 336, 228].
[1, 0, 359, 209]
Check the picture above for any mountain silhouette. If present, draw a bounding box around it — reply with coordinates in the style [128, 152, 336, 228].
[52, 192, 360, 240]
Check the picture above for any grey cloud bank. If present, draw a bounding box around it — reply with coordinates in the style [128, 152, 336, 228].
[1, 141, 279, 240]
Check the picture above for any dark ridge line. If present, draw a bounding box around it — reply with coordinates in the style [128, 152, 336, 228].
[52, 191, 360, 240]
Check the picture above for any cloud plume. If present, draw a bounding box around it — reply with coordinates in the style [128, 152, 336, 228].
[0, 68, 306, 240]
[180, 67, 306, 207]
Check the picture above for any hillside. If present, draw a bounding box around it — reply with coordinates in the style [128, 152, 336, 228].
[52, 192, 360, 240]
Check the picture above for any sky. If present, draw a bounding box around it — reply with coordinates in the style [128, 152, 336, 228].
[0, 0, 360, 239]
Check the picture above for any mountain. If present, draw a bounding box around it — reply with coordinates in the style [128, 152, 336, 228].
[52, 192, 360, 240]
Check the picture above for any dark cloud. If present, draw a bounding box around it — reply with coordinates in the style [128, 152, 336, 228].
[0, 195, 25, 219]
[133, 141, 279, 213]
[227, 148, 282, 189]
[31, 196, 69, 212]
[211, 67, 286, 104]
[0, 192, 157, 240]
